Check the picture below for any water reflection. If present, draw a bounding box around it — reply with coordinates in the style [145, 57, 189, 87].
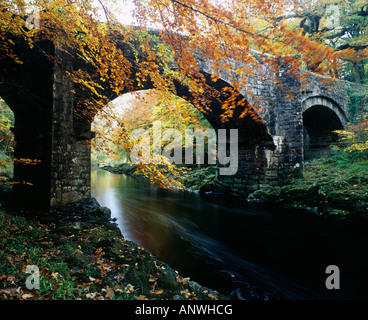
[91, 169, 368, 299]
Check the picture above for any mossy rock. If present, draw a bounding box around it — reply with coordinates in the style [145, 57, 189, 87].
[248, 185, 322, 207]
[324, 191, 367, 214]
[247, 188, 281, 202]
[157, 267, 181, 291]
[279, 185, 321, 205]
[199, 181, 229, 194]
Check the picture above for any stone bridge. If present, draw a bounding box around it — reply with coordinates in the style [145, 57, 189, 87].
[0, 33, 357, 211]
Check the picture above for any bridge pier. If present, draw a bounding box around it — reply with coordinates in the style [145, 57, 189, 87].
[0, 40, 91, 211]
[216, 58, 304, 195]
[49, 46, 92, 208]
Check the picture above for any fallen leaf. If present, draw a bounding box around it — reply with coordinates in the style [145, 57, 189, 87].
[178, 277, 190, 286]
[180, 289, 192, 298]
[135, 295, 148, 300]
[22, 294, 34, 299]
[104, 286, 115, 300]
[51, 272, 59, 280]
[150, 289, 163, 295]
[117, 273, 126, 281]
[148, 276, 158, 283]
[86, 292, 97, 299]
[124, 284, 135, 294]
[1, 287, 17, 295]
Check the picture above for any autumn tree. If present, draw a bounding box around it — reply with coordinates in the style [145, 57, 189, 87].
[280, 0, 368, 83]
[0, 98, 14, 182]
[92, 89, 214, 165]
[0, 98, 13, 156]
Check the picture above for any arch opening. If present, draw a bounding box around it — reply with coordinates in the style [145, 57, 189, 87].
[303, 105, 344, 160]
[89, 70, 276, 195]
[91, 89, 217, 169]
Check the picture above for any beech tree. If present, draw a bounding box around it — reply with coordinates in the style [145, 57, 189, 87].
[279, 0, 368, 83]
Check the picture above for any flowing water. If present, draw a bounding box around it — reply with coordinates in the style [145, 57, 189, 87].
[91, 168, 368, 300]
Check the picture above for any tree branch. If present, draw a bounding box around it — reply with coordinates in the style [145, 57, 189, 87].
[98, 0, 111, 28]
[169, 0, 267, 39]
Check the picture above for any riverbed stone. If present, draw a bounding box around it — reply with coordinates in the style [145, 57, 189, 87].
[157, 268, 181, 291]
[188, 280, 220, 298]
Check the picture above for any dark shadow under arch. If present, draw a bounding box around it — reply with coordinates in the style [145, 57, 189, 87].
[303, 105, 344, 160]
[79, 69, 275, 148]
[0, 38, 54, 209]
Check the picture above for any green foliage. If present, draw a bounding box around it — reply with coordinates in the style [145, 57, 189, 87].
[346, 83, 368, 123]
[178, 166, 219, 192]
[0, 99, 14, 182]
[0, 100, 14, 154]
[334, 120, 368, 158]
[248, 155, 368, 216]
[288, 0, 368, 83]
[248, 119, 368, 216]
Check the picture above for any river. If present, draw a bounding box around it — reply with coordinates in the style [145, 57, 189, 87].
[91, 168, 368, 300]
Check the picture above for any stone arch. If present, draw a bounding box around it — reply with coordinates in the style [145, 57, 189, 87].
[302, 96, 345, 160]
[91, 88, 219, 166]
[85, 68, 276, 195]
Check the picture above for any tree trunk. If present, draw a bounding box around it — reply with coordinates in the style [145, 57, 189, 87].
[353, 61, 362, 84]
[359, 60, 365, 84]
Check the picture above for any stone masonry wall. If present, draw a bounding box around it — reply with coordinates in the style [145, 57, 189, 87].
[50, 45, 91, 207]
[196, 53, 303, 195]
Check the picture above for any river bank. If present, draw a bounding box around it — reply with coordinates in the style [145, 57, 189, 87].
[100, 164, 227, 195]
[101, 152, 368, 218]
[247, 154, 368, 218]
[0, 193, 227, 300]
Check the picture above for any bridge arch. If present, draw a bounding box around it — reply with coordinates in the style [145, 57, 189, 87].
[302, 96, 346, 160]
[86, 69, 276, 194]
